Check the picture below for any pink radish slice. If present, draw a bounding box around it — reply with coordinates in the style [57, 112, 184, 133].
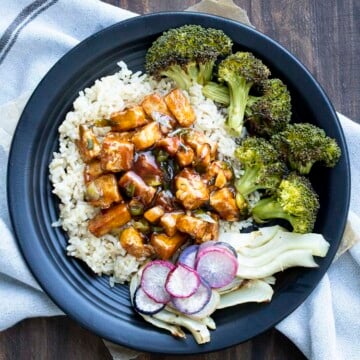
[177, 245, 199, 268]
[165, 263, 200, 298]
[141, 260, 175, 304]
[172, 279, 211, 315]
[197, 241, 237, 259]
[133, 286, 165, 315]
[188, 290, 220, 320]
[195, 247, 238, 289]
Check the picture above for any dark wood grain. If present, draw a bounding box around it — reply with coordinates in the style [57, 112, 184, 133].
[0, 0, 358, 359]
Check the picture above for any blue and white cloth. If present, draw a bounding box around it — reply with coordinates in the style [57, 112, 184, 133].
[0, 1, 359, 359]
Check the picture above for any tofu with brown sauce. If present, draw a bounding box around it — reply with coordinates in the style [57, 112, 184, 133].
[176, 213, 219, 243]
[154, 190, 177, 212]
[85, 174, 122, 209]
[175, 168, 209, 210]
[144, 206, 165, 224]
[88, 203, 131, 237]
[159, 211, 184, 237]
[100, 132, 134, 172]
[176, 145, 195, 167]
[141, 93, 176, 133]
[84, 160, 105, 184]
[203, 160, 233, 188]
[131, 121, 162, 151]
[76, 125, 101, 163]
[156, 137, 181, 156]
[150, 232, 187, 260]
[183, 130, 218, 161]
[109, 106, 148, 131]
[164, 89, 195, 127]
[210, 187, 239, 221]
[119, 227, 153, 259]
[133, 152, 163, 186]
[118, 171, 156, 205]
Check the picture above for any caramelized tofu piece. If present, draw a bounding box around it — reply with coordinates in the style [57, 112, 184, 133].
[159, 211, 184, 237]
[154, 190, 177, 212]
[118, 171, 156, 205]
[194, 143, 211, 171]
[183, 130, 217, 160]
[203, 161, 233, 187]
[84, 160, 105, 184]
[76, 125, 101, 163]
[156, 137, 181, 156]
[210, 187, 239, 221]
[131, 122, 162, 151]
[176, 215, 208, 240]
[100, 132, 134, 172]
[109, 106, 148, 131]
[164, 89, 196, 127]
[150, 232, 187, 260]
[133, 152, 163, 186]
[141, 93, 176, 133]
[119, 227, 153, 259]
[176, 214, 219, 242]
[85, 174, 122, 209]
[88, 203, 131, 237]
[144, 206, 165, 224]
[176, 145, 195, 167]
[175, 169, 209, 210]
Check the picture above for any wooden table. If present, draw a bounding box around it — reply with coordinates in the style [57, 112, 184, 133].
[0, 0, 358, 359]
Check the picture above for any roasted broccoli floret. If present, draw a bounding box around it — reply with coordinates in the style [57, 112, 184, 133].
[251, 172, 320, 233]
[234, 137, 286, 214]
[245, 78, 292, 137]
[203, 79, 291, 138]
[145, 25, 232, 91]
[217, 52, 270, 135]
[271, 123, 341, 174]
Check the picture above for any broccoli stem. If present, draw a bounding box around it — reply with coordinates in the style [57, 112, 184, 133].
[161, 64, 193, 91]
[235, 167, 262, 196]
[289, 159, 313, 175]
[227, 78, 252, 135]
[252, 198, 293, 225]
[198, 61, 215, 85]
[202, 82, 230, 105]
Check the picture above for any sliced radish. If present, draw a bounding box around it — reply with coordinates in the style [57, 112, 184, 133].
[188, 290, 220, 320]
[133, 286, 165, 315]
[141, 260, 175, 304]
[197, 241, 237, 260]
[196, 247, 238, 289]
[177, 245, 199, 268]
[172, 279, 212, 315]
[165, 263, 200, 298]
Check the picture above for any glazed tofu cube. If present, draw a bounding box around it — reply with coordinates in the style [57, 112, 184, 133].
[156, 137, 181, 156]
[203, 161, 233, 187]
[85, 174, 122, 209]
[109, 106, 148, 131]
[176, 213, 219, 242]
[76, 125, 101, 163]
[150, 232, 187, 260]
[214, 170, 227, 188]
[210, 187, 239, 221]
[176, 145, 195, 167]
[164, 89, 196, 127]
[118, 171, 156, 205]
[133, 152, 163, 186]
[84, 160, 105, 184]
[194, 143, 211, 172]
[176, 214, 208, 240]
[175, 169, 209, 210]
[100, 132, 134, 172]
[119, 227, 153, 259]
[88, 203, 131, 237]
[131, 122, 162, 151]
[144, 206, 165, 224]
[154, 190, 177, 212]
[159, 211, 184, 237]
[183, 130, 217, 161]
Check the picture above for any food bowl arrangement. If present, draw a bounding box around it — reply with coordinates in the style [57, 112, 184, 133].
[7, 12, 350, 354]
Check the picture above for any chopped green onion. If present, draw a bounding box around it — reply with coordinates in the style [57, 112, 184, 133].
[129, 204, 144, 216]
[133, 219, 151, 234]
[151, 225, 164, 233]
[156, 149, 169, 163]
[87, 138, 94, 150]
[124, 183, 135, 197]
[194, 211, 217, 224]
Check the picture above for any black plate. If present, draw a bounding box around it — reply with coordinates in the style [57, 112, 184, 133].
[7, 12, 350, 354]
